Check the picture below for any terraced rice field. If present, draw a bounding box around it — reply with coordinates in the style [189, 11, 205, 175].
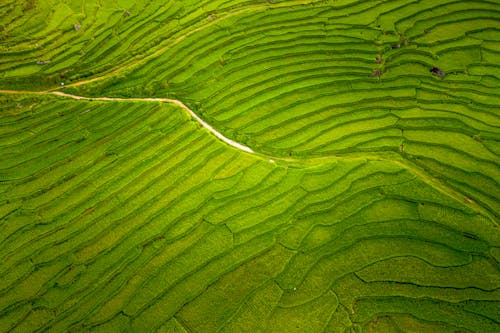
[0, 0, 499, 332]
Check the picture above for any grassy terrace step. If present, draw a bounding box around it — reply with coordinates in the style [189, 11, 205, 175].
[0, 93, 498, 332]
[1, 0, 500, 332]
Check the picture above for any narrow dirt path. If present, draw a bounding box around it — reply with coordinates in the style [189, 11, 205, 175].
[1, 89, 254, 153]
[51, 91, 255, 153]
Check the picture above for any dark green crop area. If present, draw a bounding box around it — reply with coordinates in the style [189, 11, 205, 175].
[1, 0, 499, 332]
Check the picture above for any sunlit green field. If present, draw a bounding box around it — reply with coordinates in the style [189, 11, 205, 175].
[1, 0, 499, 332]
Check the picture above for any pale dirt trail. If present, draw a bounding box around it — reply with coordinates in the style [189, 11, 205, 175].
[0, 89, 496, 225]
[0, 89, 253, 153]
[51, 91, 255, 153]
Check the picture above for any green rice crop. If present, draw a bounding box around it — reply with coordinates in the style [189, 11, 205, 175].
[0, 0, 499, 332]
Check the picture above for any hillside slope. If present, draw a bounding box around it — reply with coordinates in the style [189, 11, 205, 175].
[0, 93, 499, 332]
[0, 0, 499, 332]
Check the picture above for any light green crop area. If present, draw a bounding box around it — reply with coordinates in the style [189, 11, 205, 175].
[0, 0, 499, 332]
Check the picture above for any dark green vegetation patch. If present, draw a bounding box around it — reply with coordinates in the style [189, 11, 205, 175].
[0, 0, 499, 332]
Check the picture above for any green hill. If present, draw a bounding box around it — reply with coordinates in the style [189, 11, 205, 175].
[0, 0, 499, 332]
